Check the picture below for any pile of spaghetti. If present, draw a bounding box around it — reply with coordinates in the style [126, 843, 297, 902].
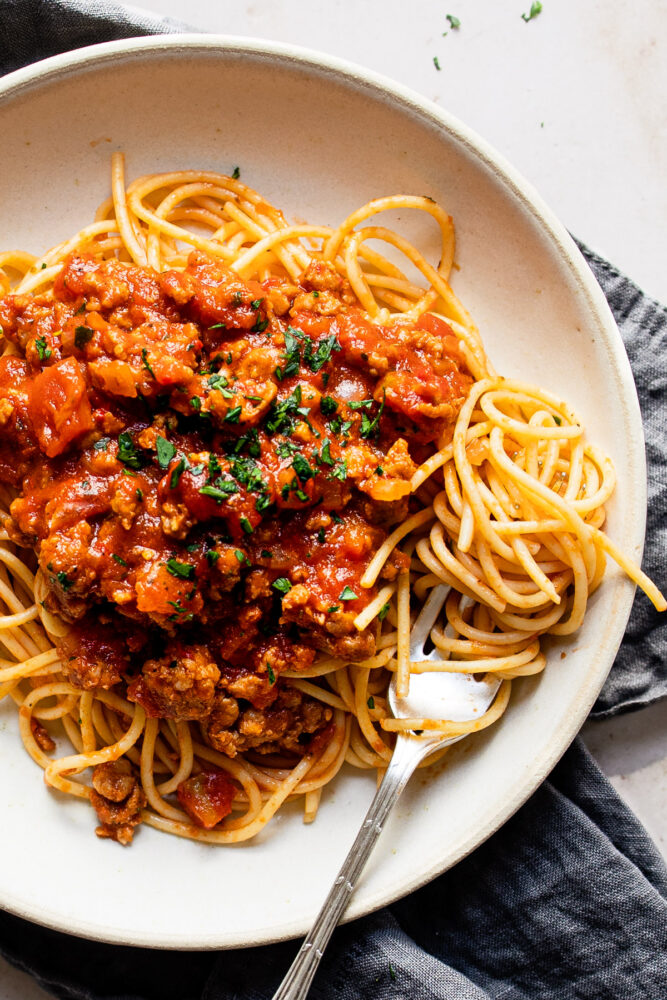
[0, 154, 662, 846]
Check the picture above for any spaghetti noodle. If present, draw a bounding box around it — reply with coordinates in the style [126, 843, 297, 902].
[0, 154, 662, 846]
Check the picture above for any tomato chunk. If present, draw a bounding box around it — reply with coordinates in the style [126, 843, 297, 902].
[177, 769, 236, 828]
[29, 357, 93, 457]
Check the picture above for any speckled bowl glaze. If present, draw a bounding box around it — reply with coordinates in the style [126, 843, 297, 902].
[0, 35, 645, 949]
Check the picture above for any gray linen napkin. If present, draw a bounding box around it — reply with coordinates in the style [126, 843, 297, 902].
[0, 4, 666, 999]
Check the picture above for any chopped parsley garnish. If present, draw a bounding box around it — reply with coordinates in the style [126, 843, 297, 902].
[156, 436, 176, 469]
[347, 398, 373, 410]
[316, 439, 334, 466]
[433, 56, 442, 71]
[74, 325, 94, 349]
[327, 604, 340, 613]
[294, 489, 309, 502]
[367, 696, 375, 709]
[277, 326, 340, 378]
[521, 1, 542, 20]
[166, 599, 193, 620]
[376, 466, 384, 476]
[208, 322, 226, 330]
[265, 663, 276, 685]
[265, 384, 304, 435]
[320, 395, 338, 417]
[329, 458, 347, 481]
[278, 326, 302, 380]
[445, 13, 460, 29]
[190, 396, 201, 411]
[232, 292, 243, 307]
[199, 480, 239, 502]
[230, 456, 266, 493]
[141, 348, 156, 379]
[378, 603, 390, 621]
[223, 428, 260, 458]
[359, 390, 386, 439]
[240, 516, 254, 534]
[170, 457, 188, 489]
[553, 415, 562, 426]
[35, 337, 51, 361]
[272, 577, 292, 594]
[234, 549, 251, 566]
[231, 165, 241, 180]
[56, 571, 72, 590]
[308, 333, 340, 372]
[339, 586, 358, 601]
[255, 493, 272, 513]
[331, 511, 343, 524]
[276, 440, 298, 459]
[317, 527, 326, 544]
[94, 437, 110, 452]
[252, 316, 269, 334]
[223, 405, 242, 424]
[166, 558, 195, 580]
[206, 549, 220, 565]
[292, 452, 315, 482]
[117, 431, 142, 469]
[135, 488, 143, 502]
[112, 554, 127, 566]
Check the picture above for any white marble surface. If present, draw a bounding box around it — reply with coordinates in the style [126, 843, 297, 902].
[1, 0, 665, 994]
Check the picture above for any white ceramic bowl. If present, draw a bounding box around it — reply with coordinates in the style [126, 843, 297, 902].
[0, 36, 645, 949]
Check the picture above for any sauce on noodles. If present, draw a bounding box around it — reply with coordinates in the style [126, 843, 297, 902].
[0, 155, 662, 845]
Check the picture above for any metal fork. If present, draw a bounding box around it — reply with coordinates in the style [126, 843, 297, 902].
[272, 584, 501, 1000]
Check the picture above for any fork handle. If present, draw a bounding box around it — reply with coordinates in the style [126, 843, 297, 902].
[271, 734, 437, 1000]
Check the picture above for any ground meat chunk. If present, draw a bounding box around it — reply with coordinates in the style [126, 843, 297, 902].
[30, 718, 56, 753]
[57, 620, 128, 690]
[206, 685, 332, 757]
[215, 634, 315, 710]
[90, 759, 146, 846]
[127, 643, 220, 720]
[281, 584, 376, 661]
[300, 259, 355, 301]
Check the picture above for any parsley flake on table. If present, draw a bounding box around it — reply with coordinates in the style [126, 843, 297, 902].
[521, 1, 543, 21]
[433, 56, 442, 71]
[446, 14, 461, 29]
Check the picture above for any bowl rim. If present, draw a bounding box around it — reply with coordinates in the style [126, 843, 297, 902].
[0, 33, 646, 949]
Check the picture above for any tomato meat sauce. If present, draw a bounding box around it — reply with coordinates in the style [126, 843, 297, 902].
[0, 251, 471, 820]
